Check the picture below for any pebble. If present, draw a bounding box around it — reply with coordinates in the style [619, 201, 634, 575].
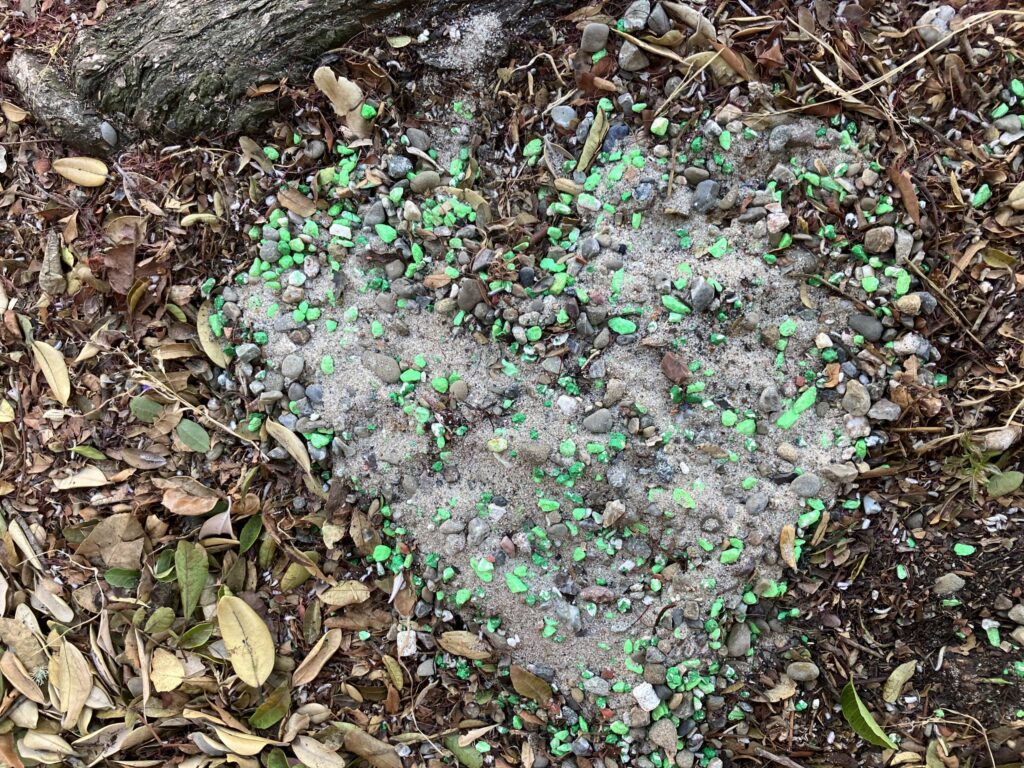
[660, 351, 689, 384]
[918, 5, 956, 48]
[449, 379, 469, 400]
[633, 682, 661, 711]
[933, 573, 965, 595]
[786, 661, 820, 682]
[618, 41, 650, 71]
[790, 473, 822, 498]
[691, 180, 721, 213]
[234, 343, 260, 364]
[410, 171, 441, 194]
[281, 354, 304, 380]
[848, 313, 884, 341]
[842, 380, 871, 416]
[304, 140, 326, 160]
[895, 293, 922, 315]
[583, 408, 614, 433]
[894, 229, 914, 261]
[551, 106, 578, 131]
[100, 121, 118, 147]
[725, 621, 751, 657]
[864, 226, 895, 253]
[405, 128, 431, 151]
[893, 332, 930, 357]
[683, 167, 710, 185]
[584, 676, 612, 696]
[689, 277, 715, 311]
[457, 279, 487, 311]
[621, 0, 650, 31]
[648, 3, 670, 34]
[580, 22, 610, 52]
[868, 399, 901, 421]
[1008, 604, 1024, 625]
[822, 463, 858, 484]
[745, 493, 769, 515]
[649, 718, 678, 752]
[387, 155, 413, 179]
[361, 352, 402, 383]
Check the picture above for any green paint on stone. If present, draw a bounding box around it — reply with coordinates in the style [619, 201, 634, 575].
[608, 317, 637, 334]
[776, 386, 817, 429]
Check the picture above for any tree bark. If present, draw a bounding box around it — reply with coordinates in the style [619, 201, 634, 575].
[8, 0, 543, 151]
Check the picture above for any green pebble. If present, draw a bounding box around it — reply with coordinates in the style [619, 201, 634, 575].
[607, 317, 637, 334]
[431, 377, 449, 394]
[371, 544, 392, 562]
[321, 356, 334, 374]
[719, 131, 732, 150]
[861, 275, 879, 293]
[650, 117, 669, 137]
[400, 369, 422, 383]
[375, 223, 398, 243]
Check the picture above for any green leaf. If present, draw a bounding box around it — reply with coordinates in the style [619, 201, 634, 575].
[443, 734, 484, 768]
[104, 568, 140, 589]
[249, 682, 291, 729]
[144, 606, 177, 634]
[176, 419, 211, 452]
[239, 516, 263, 554]
[175, 540, 209, 619]
[841, 680, 897, 749]
[987, 470, 1023, 497]
[266, 749, 289, 768]
[70, 444, 107, 460]
[130, 395, 163, 423]
[177, 621, 214, 649]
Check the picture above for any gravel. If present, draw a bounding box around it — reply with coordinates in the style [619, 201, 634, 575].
[580, 22, 609, 52]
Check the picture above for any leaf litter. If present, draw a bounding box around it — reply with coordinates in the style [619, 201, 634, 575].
[1, 1, 1023, 768]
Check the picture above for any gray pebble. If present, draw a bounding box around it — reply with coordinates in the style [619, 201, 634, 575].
[387, 155, 414, 179]
[689, 277, 715, 312]
[618, 41, 650, 71]
[692, 179, 721, 213]
[868, 399, 901, 421]
[842, 379, 871, 416]
[410, 171, 441, 194]
[234, 343, 260, 364]
[848, 313, 884, 341]
[786, 661, 820, 683]
[281, 354, 304, 380]
[580, 22, 610, 52]
[551, 106, 578, 131]
[726, 621, 751, 657]
[790, 473, 822, 498]
[405, 128, 431, 151]
[362, 352, 402, 384]
[583, 408, 614, 433]
[864, 225, 895, 253]
[933, 573, 965, 595]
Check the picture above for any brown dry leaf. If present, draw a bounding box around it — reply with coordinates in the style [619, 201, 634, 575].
[293, 735, 348, 768]
[760, 674, 798, 702]
[889, 164, 922, 227]
[162, 487, 219, 516]
[313, 67, 371, 138]
[437, 631, 491, 660]
[779, 524, 798, 570]
[75, 513, 146, 570]
[1007, 180, 1024, 210]
[578, 107, 607, 173]
[53, 466, 109, 491]
[52, 156, 108, 187]
[293, 628, 342, 686]
[1, 101, 28, 122]
[197, 300, 230, 368]
[319, 580, 371, 607]
[54, 638, 92, 729]
[0, 653, 47, 703]
[278, 188, 317, 218]
[266, 419, 313, 475]
[341, 725, 401, 768]
[510, 664, 553, 705]
[612, 29, 685, 63]
[31, 340, 71, 406]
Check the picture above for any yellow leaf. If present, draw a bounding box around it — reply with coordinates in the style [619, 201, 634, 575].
[1008, 180, 1024, 210]
[0, 652, 47, 703]
[217, 595, 275, 687]
[313, 67, 363, 116]
[197, 301, 229, 368]
[0, 399, 14, 423]
[150, 648, 185, 692]
[31, 340, 71, 406]
[265, 419, 312, 475]
[319, 580, 371, 607]
[882, 660, 916, 703]
[341, 724, 401, 768]
[293, 628, 342, 687]
[52, 156, 108, 187]
[387, 35, 412, 48]
[510, 664, 552, 704]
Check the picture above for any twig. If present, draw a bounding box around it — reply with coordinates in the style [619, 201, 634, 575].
[754, 746, 808, 768]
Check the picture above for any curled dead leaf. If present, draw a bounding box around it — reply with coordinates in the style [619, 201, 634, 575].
[437, 631, 491, 660]
[52, 156, 108, 187]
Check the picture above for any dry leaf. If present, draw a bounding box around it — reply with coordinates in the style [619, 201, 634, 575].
[760, 674, 798, 702]
[882, 660, 916, 703]
[151, 648, 185, 692]
[578, 107, 607, 173]
[510, 664, 553, 705]
[52, 156, 108, 187]
[266, 419, 312, 475]
[1, 101, 29, 123]
[437, 631, 491, 660]
[342, 725, 401, 768]
[293, 628, 342, 686]
[889, 164, 922, 227]
[53, 466, 109, 491]
[31, 340, 71, 406]
[278, 188, 317, 218]
[779, 524, 798, 570]
[217, 595, 275, 687]
[319, 580, 371, 607]
[0, 653, 47, 703]
[314, 67, 363, 115]
[197, 301, 229, 368]
[212, 727, 280, 757]
[293, 735, 348, 768]
[54, 639, 92, 729]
